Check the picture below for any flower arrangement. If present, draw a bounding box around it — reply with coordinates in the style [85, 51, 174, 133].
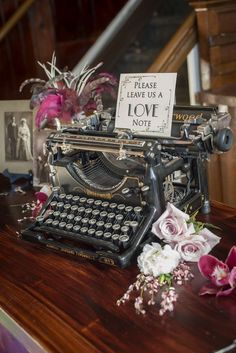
[117, 203, 223, 316]
[20, 53, 117, 129]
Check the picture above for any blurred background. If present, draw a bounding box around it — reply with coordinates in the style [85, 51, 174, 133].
[0, 0, 191, 103]
[1, 0, 236, 208]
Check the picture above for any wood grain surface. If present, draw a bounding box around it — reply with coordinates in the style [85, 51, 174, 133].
[0, 191, 236, 353]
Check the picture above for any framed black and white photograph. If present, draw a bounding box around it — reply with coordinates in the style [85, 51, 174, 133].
[0, 100, 33, 173]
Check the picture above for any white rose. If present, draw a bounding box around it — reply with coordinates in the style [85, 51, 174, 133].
[137, 243, 181, 277]
[152, 203, 195, 243]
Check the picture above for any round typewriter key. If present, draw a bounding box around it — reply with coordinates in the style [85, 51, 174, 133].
[81, 218, 89, 225]
[85, 208, 92, 216]
[45, 218, 53, 226]
[74, 215, 82, 224]
[134, 206, 142, 218]
[57, 202, 64, 211]
[60, 212, 67, 221]
[121, 188, 130, 195]
[46, 209, 54, 218]
[92, 209, 100, 218]
[107, 212, 115, 221]
[87, 198, 94, 206]
[115, 214, 124, 223]
[141, 185, 150, 193]
[119, 234, 130, 248]
[100, 211, 107, 219]
[52, 186, 61, 194]
[71, 205, 78, 213]
[66, 194, 73, 202]
[125, 206, 133, 213]
[66, 223, 73, 231]
[124, 221, 131, 226]
[89, 218, 96, 226]
[111, 233, 119, 243]
[130, 220, 139, 233]
[109, 202, 117, 211]
[94, 199, 102, 207]
[64, 204, 71, 212]
[80, 227, 88, 234]
[59, 221, 66, 230]
[72, 195, 80, 204]
[104, 232, 112, 240]
[53, 211, 60, 218]
[96, 220, 104, 229]
[36, 216, 44, 224]
[117, 204, 125, 212]
[88, 228, 96, 236]
[104, 223, 112, 231]
[52, 220, 59, 228]
[67, 214, 75, 222]
[95, 230, 103, 238]
[101, 201, 109, 209]
[50, 201, 58, 209]
[121, 225, 130, 234]
[80, 197, 87, 205]
[59, 193, 66, 201]
[78, 206, 85, 215]
[112, 224, 121, 232]
[73, 225, 81, 232]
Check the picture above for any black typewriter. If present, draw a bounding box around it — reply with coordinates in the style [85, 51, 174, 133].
[22, 105, 233, 267]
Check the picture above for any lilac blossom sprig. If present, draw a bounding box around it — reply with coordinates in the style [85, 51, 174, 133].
[117, 243, 194, 316]
[117, 262, 193, 315]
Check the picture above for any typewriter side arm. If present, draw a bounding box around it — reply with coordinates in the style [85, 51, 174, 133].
[145, 155, 185, 219]
[195, 156, 210, 214]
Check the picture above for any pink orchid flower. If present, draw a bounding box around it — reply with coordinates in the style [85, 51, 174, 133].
[198, 246, 236, 296]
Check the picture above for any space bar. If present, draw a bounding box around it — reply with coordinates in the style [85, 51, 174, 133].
[34, 226, 119, 252]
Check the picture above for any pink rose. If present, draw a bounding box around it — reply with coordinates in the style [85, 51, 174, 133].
[174, 229, 220, 262]
[198, 246, 236, 296]
[151, 203, 195, 243]
[175, 228, 220, 262]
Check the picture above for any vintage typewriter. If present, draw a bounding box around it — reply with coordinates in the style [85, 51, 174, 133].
[22, 105, 233, 267]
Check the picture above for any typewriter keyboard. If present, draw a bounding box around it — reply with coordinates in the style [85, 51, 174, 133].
[35, 192, 146, 253]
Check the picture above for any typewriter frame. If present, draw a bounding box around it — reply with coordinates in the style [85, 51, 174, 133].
[21, 105, 233, 267]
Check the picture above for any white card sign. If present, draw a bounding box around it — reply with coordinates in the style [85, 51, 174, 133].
[115, 73, 177, 137]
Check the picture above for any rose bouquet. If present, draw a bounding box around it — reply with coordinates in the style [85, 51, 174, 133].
[117, 203, 221, 315]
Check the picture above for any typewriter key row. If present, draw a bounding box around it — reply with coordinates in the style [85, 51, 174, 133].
[49, 195, 143, 215]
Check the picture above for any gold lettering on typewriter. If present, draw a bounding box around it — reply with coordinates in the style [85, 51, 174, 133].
[85, 189, 113, 199]
[173, 113, 203, 122]
[46, 244, 59, 251]
[46, 244, 76, 255]
[76, 252, 96, 260]
[99, 257, 116, 266]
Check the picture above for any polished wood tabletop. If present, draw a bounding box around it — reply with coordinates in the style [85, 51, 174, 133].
[0, 190, 236, 353]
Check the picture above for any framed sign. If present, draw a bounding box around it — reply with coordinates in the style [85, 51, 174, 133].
[115, 73, 177, 137]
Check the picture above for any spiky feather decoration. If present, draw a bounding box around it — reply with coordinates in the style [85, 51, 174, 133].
[20, 53, 117, 128]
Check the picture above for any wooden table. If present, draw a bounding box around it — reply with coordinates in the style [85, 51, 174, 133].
[0, 191, 236, 353]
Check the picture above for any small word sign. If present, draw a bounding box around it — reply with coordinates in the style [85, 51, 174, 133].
[115, 73, 177, 136]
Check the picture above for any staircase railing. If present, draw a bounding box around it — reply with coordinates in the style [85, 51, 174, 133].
[147, 12, 197, 73]
[73, 0, 157, 74]
[0, 0, 36, 42]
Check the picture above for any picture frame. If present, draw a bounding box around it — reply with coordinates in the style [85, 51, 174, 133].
[0, 100, 33, 174]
